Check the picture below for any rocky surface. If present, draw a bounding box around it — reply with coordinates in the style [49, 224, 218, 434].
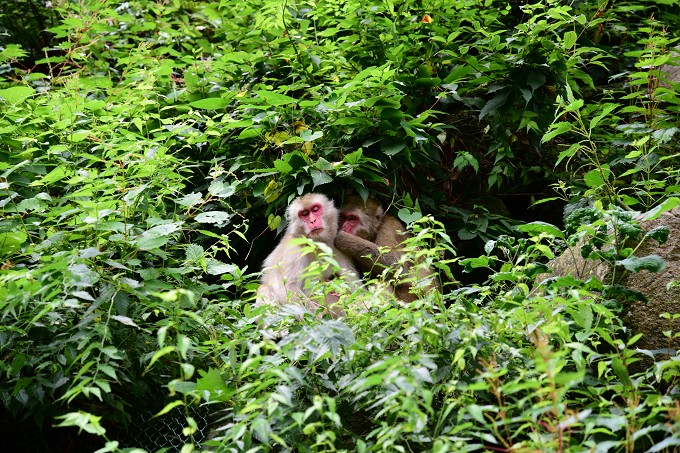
[539, 208, 680, 355]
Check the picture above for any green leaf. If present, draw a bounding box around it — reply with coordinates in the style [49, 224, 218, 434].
[515, 221, 564, 239]
[30, 166, 71, 186]
[155, 400, 185, 417]
[563, 30, 577, 49]
[333, 117, 364, 126]
[255, 90, 296, 105]
[311, 170, 332, 188]
[479, 92, 509, 119]
[300, 129, 323, 141]
[380, 108, 403, 122]
[584, 167, 609, 188]
[397, 208, 423, 225]
[453, 151, 479, 173]
[616, 255, 665, 273]
[0, 86, 35, 104]
[144, 222, 184, 238]
[381, 139, 406, 156]
[458, 228, 478, 240]
[71, 290, 95, 301]
[268, 214, 282, 231]
[206, 258, 237, 275]
[611, 357, 632, 387]
[68, 130, 91, 143]
[0, 231, 27, 256]
[542, 121, 572, 143]
[274, 159, 293, 174]
[189, 97, 231, 110]
[186, 244, 204, 263]
[467, 404, 486, 424]
[527, 71, 546, 92]
[54, 411, 107, 436]
[640, 197, 680, 221]
[195, 368, 234, 402]
[111, 315, 139, 327]
[644, 226, 669, 244]
[238, 127, 262, 139]
[598, 360, 607, 378]
[414, 77, 441, 87]
[208, 181, 236, 198]
[176, 192, 203, 208]
[97, 364, 118, 380]
[589, 103, 618, 130]
[146, 346, 176, 371]
[135, 235, 170, 250]
[195, 211, 233, 226]
[652, 127, 678, 144]
[648, 438, 680, 453]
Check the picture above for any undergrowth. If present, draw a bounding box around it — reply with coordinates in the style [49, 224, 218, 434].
[0, 0, 679, 451]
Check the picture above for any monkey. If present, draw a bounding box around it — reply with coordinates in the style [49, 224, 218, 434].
[334, 195, 438, 302]
[256, 193, 360, 318]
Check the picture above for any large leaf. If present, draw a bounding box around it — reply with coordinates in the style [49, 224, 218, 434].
[0, 231, 27, 256]
[190, 97, 231, 110]
[0, 86, 35, 104]
[616, 255, 666, 273]
[195, 211, 233, 226]
[254, 90, 297, 105]
[640, 197, 680, 221]
[516, 222, 565, 239]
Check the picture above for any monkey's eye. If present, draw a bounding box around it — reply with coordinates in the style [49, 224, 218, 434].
[346, 215, 358, 222]
[311, 205, 320, 213]
[299, 209, 309, 217]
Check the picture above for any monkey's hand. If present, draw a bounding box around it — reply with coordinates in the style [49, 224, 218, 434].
[335, 230, 399, 278]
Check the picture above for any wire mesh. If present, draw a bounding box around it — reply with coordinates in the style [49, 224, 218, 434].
[119, 405, 211, 452]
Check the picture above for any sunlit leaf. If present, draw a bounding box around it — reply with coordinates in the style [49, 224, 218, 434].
[54, 411, 106, 436]
[208, 181, 236, 198]
[195, 211, 233, 226]
[516, 221, 564, 239]
[206, 258, 237, 275]
[0, 231, 27, 256]
[640, 197, 680, 221]
[0, 86, 35, 103]
[254, 90, 296, 105]
[189, 97, 231, 109]
[111, 315, 139, 327]
[176, 192, 203, 208]
[311, 170, 332, 188]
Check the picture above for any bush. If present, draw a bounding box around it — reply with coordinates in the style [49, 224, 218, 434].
[0, 0, 679, 451]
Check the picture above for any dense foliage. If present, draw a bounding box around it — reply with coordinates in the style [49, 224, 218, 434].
[1, 0, 679, 451]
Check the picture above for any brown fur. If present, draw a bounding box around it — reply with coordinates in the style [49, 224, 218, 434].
[335, 195, 437, 302]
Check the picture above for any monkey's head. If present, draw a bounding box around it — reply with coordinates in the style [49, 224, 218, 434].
[287, 193, 338, 244]
[340, 195, 385, 241]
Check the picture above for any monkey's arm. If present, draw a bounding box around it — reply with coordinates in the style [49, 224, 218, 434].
[375, 216, 410, 248]
[335, 231, 400, 278]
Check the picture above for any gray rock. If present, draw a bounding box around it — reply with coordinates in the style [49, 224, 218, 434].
[538, 208, 680, 355]
[621, 208, 680, 354]
[659, 45, 680, 85]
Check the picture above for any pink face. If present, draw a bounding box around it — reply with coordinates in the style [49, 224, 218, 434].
[299, 203, 325, 235]
[340, 212, 360, 235]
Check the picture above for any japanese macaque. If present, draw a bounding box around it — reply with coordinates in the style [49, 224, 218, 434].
[335, 195, 437, 302]
[257, 193, 360, 318]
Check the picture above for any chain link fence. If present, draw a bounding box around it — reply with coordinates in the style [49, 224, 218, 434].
[118, 405, 212, 452]
[5, 405, 213, 452]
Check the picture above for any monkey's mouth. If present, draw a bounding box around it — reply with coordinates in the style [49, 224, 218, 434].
[310, 227, 324, 234]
